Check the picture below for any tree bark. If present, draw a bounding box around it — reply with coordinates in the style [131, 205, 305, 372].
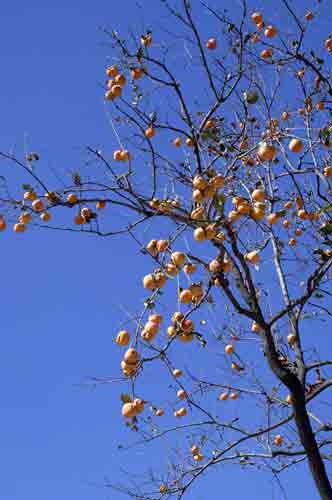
[292, 391, 332, 500]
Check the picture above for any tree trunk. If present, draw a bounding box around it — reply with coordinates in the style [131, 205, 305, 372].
[292, 392, 332, 500]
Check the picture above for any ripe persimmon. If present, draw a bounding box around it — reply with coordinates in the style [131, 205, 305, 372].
[206, 38, 217, 50]
[116, 330, 130, 346]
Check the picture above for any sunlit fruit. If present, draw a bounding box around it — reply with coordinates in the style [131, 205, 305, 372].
[251, 208, 265, 221]
[106, 65, 118, 77]
[115, 74, 126, 87]
[184, 263, 197, 275]
[231, 362, 242, 371]
[105, 89, 115, 101]
[295, 228, 302, 236]
[81, 207, 92, 219]
[186, 138, 193, 147]
[173, 368, 182, 378]
[32, 199, 44, 212]
[74, 215, 85, 225]
[209, 259, 222, 273]
[264, 25, 277, 38]
[251, 321, 262, 333]
[120, 359, 138, 377]
[325, 37, 332, 52]
[237, 203, 250, 215]
[141, 33, 152, 47]
[181, 319, 194, 333]
[192, 189, 204, 203]
[204, 119, 215, 130]
[228, 210, 240, 223]
[274, 434, 283, 446]
[287, 333, 297, 346]
[45, 191, 59, 204]
[174, 137, 182, 147]
[111, 85, 122, 97]
[67, 193, 78, 204]
[116, 330, 130, 346]
[40, 212, 51, 222]
[156, 239, 168, 252]
[145, 127, 155, 139]
[267, 213, 278, 225]
[260, 48, 273, 59]
[212, 174, 225, 188]
[96, 200, 106, 210]
[165, 263, 179, 277]
[146, 239, 158, 256]
[191, 207, 206, 220]
[252, 189, 265, 202]
[19, 212, 32, 224]
[143, 274, 155, 289]
[251, 12, 263, 24]
[206, 38, 217, 50]
[14, 222, 26, 233]
[193, 175, 208, 191]
[167, 325, 177, 337]
[324, 166, 332, 177]
[172, 312, 184, 324]
[190, 284, 203, 299]
[288, 238, 297, 247]
[133, 398, 145, 414]
[143, 321, 159, 337]
[177, 389, 187, 400]
[191, 445, 200, 455]
[124, 348, 139, 365]
[179, 289, 193, 304]
[245, 250, 260, 265]
[149, 313, 163, 325]
[113, 150, 123, 161]
[122, 402, 137, 418]
[283, 219, 291, 228]
[193, 453, 204, 461]
[289, 138, 303, 153]
[304, 10, 314, 21]
[0, 216, 6, 231]
[297, 209, 307, 220]
[155, 409, 164, 417]
[24, 191, 37, 201]
[230, 392, 238, 400]
[159, 484, 167, 494]
[120, 149, 131, 161]
[174, 407, 187, 417]
[218, 392, 229, 401]
[225, 344, 235, 355]
[171, 251, 186, 267]
[251, 33, 260, 43]
[257, 142, 276, 161]
[194, 227, 206, 242]
[131, 67, 143, 80]
[154, 272, 167, 288]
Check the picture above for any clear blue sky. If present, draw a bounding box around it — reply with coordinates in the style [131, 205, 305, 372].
[1, 1, 331, 499]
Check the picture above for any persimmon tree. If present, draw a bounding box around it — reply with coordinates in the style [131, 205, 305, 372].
[3, 0, 332, 498]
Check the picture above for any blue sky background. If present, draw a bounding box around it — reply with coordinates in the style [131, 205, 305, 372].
[1, 1, 332, 499]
